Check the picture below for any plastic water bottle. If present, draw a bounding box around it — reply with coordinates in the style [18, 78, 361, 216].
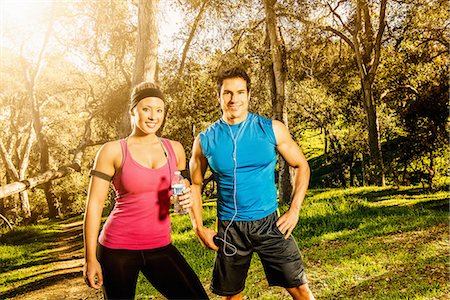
[171, 171, 188, 214]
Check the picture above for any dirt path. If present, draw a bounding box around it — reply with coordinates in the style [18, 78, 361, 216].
[9, 220, 104, 300]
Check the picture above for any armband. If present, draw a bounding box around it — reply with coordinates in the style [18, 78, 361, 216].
[180, 169, 191, 182]
[89, 169, 113, 182]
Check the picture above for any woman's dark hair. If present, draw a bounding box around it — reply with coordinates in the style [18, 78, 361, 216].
[130, 82, 165, 111]
[216, 67, 251, 95]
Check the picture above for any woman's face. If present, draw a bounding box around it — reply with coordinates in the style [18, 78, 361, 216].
[131, 97, 165, 134]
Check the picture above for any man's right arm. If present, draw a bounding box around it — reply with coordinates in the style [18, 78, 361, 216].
[189, 136, 219, 250]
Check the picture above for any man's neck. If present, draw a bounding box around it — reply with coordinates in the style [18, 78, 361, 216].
[221, 112, 249, 125]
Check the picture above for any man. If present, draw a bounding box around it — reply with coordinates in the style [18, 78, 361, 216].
[189, 67, 314, 300]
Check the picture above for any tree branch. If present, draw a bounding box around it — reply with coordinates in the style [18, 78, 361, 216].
[178, 0, 210, 77]
[370, 0, 387, 77]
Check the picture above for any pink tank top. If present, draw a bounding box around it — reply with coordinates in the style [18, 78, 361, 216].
[99, 138, 177, 250]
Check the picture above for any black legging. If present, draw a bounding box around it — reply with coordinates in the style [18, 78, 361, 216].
[97, 243, 209, 300]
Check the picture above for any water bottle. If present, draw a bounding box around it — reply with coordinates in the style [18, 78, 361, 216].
[171, 171, 188, 214]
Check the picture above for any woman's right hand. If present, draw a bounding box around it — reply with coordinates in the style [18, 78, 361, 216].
[83, 259, 103, 289]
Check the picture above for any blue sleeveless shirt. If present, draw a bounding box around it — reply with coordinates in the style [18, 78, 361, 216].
[199, 113, 278, 221]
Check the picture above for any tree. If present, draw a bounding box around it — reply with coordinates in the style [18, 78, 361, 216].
[0, 1, 127, 220]
[0, 119, 34, 219]
[20, 3, 60, 218]
[277, 0, 388, 185]
[320, 0, 387, 186]
[262, 0, 293, 203]
[117, 0, 160, 138]
[132, 0, 160, 86]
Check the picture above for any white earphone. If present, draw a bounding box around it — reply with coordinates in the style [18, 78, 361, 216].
[214, 118, 248, 256]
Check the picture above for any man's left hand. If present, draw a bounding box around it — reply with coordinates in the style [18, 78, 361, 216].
[276, 209, 299, 239]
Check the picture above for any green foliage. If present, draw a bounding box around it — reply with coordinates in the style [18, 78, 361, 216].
[0, 187, 447, 299]
[1, 0, 448, 224]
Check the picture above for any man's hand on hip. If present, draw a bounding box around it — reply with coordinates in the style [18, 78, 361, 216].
[276, 209, 300, 239]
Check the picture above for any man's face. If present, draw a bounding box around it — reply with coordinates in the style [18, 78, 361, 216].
[219, 77, 249, 124]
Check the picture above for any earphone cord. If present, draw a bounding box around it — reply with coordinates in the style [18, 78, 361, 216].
[215, 120, 247, 256]
[159, 138, 171, 179]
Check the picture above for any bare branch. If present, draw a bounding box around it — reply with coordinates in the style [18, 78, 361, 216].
[327, 2, 354, 35]
[322, 26, 355, 49]
[225, 18, 266, 53]
[370, 0, 387, 76]
[178, 0, 210, 77]
[0, 139, 19, 181]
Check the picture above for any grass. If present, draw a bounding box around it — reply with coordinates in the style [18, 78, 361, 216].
[134, 185, 448, 299]
[0, 186, 448, 299]
[0, 217, 85, 299]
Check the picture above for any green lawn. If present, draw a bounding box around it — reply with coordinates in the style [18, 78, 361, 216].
[136, 186, 449, 299]
[1, 186, 448, 299]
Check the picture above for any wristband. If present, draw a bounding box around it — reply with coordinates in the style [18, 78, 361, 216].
[180, 169, 191, 182]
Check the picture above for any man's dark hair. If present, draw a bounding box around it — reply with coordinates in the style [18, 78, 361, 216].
[216, 67, 251, 95]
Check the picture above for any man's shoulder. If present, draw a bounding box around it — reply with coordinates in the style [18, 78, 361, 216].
[251, 113, 272, 125]
[248, 113, 277, 145]
[200, 119, 222, 136]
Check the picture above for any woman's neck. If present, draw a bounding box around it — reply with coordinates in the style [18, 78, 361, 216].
[128, 132, 159, 144]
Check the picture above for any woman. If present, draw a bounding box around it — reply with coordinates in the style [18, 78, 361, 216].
[83, 82, 209, 299]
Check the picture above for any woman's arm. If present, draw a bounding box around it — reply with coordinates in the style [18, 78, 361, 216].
[83, 141, 119, 289]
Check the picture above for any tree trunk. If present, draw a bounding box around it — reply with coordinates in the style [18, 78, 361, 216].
[19, 191, 31, 219]
[18, 126, 35, 219]
[324, 128, 329, 161]
[428, 150, 434, 191]
[28, 83, 59, 218]
[361, 152, 366, 186]
[119, 0, 160, 138]
[20, 4, 60, 218]
[362, 78, 385, 186]
[263, 0, 292, 204]
[132, 0, 159, 86]
[0, 132, 33, 218]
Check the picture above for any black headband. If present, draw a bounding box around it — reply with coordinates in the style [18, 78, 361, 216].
[130, 88, 165, 109]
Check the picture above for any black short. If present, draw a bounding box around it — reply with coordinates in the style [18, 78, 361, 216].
[98, 243, 209, 299]
[211, 211, 308, 296]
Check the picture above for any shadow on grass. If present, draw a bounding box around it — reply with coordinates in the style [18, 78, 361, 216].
[328, 253, 447, 299]
[1, 222, 84, 273]
[0, 269, 83, 299]
[351, 187, 425, 202]
[412, 199, 449, 211]
[7, 265, 83, 286]
[2, 255, 83, 273]
[1, 227, 58, 246]
[294, 201, 447, 248]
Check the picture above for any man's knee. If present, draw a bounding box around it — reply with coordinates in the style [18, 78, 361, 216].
[223, 293, 243, 300]
[286, 283, 314, 300]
